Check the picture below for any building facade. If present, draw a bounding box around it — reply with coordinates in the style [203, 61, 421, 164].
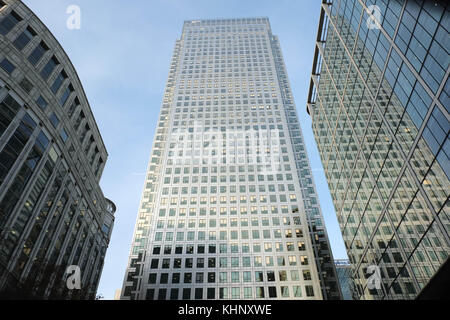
[334, 259, 353, 300]
[0, 0, 115, 299]
[122, 17, 341, 300]
[307, 0, 449, 299]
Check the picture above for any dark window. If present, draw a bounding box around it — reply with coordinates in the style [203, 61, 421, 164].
[208, 272, 215, 283]
[175, 246, 183, 254]
[150, 259, 159, 269]
[208, 258, 216, 268]
[0, 11, 22, 35]
[51, 70, 67, 93]
[172, 273, 180, 284]
[40, 56, 59, 80]
[267, 271, 275, 281]
[0, 58, 15, 74]
[268, 286, 277, 298]
[148, 273, 157, 284]
[13, 26, 35, 50]
[157, 289, 167, 300]
[182, 288, 190, 299]
[170, 288, 179, 300]
[197, 245, 205, 253]
[184, 273, 192, 283]
[152, 246, 161, 254]
[145, 289, 155, 300]
[0, 94, 21, 137]
[36, 96, 47, 110]
[305, 285, 314, 297]
[0, 114, 37, 186]
[59, 84, 73, 106]
[19, 77, 33, 93]
[173, 258, 181, 268]
[195, 288, 203, 300]
[207, 288, 215, 299]
[28, 41, 48, 66]
[160, 273, 168, 284]
[162, 259, 170, 268]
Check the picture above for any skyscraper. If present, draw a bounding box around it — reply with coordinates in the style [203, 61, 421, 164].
[122, 17, 340, 300]
[0, 0, 115, 299]
[307, 0, 449, 299]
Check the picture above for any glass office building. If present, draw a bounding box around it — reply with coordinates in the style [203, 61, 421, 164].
[335, 259, 353, 300]
[0, 0, 115, 299]
[307, 0, 449, 299]
[122, 17, 341, 300]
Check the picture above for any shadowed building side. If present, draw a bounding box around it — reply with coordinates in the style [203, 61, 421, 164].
[0, 0, 115, 299]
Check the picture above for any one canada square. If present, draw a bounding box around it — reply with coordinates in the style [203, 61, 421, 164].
[121, 18, 341, 300]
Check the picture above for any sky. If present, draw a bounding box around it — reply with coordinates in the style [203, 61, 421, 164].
[23, 0, 347, 300]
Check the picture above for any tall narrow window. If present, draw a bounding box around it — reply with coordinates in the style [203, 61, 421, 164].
[51, 70, 67, 93]
[59, 84, 73, 106]
[40, 56, 59, 81]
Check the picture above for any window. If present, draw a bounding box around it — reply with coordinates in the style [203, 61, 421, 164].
[146, 289, 155, 300]
[13, 26, 35, 50]
[293, 286, 302, 297]
[0, 11, 22, 35]
[268, 287, 277, 298]
[19, 78, 33, 93]
[148, 273, 157, 284]
[28, 41, 48, 66]
[195, 288, 203, 300]
[182, 288, 190, 299]
[305, 285, 314, 297]
[157, 289, 166, 300]
[172, 273, 180, 284]
[184, 273, 192, 283]
[36, 96, 47, 110]
[49, 113, 59, 128]
[51, 70, 67, 93]
[0, 58, 15, 74]
[60, 128, 68, 142]
[207, 288, 215, 299]
[41, 56, 59, 80]
[170, 288, 178, 300]
[150, 259, 159, 269]
[256, 287, 265, 298]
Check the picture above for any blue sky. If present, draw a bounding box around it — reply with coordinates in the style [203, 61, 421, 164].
[23, 0, 347, 299]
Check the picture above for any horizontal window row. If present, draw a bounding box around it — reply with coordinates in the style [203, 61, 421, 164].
[144, 285, 314, 300]
[155, 216, 303, 228]
[146, 269, 312, 285]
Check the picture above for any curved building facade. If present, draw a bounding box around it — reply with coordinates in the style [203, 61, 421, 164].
[0, 0, 115, 299]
